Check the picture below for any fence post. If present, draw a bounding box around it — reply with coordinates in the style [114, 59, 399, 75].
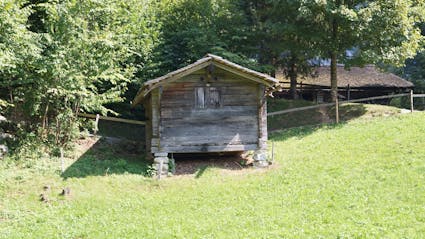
[335, 97, 340, 124]
[347, 84, 351, 101]
[300, 81, 303, 99]
[410, 90, 414, 113]
[94, 114, 100, 135]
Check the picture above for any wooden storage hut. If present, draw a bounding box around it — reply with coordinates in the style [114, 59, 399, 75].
[132, 54, 279, 175]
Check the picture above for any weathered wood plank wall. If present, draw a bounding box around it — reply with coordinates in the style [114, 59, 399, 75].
[151, 70, 261, 153]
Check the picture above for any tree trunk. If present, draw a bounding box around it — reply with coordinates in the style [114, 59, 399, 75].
[289, 60, 298, 100]
[9, 88, 13, 103]
[330, 10, 339, 102]
[330, 52, 338, 102]
[42, 102, 49, 130]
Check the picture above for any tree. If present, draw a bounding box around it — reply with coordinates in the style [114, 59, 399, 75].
[230, 1, 328, 99]
[36, 0, 163, 145]
[299, 0, 425, 101]
[1, 0, 161, 149]
[243, 0, 320, 99]
[151, 0, 224, 76]
[403, 52, 425, 92]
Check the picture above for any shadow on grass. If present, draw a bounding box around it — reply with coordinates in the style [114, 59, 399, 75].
[269, 123, 345, 142]
[330, 103, 368, 122]
[195, 165, 208, 179]
[268, 102, 367, 131]
[269, 103, 368, 142]
[62, 137, 150, 179]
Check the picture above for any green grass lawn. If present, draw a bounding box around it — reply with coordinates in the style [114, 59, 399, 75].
[1, 112, 425, 238]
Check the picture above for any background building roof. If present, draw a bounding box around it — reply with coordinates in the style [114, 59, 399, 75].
[278, 65, 414, 88]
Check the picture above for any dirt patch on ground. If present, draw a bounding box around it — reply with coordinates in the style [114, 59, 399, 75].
[171, 152, 279, 178]
[172, 153, 253, 176]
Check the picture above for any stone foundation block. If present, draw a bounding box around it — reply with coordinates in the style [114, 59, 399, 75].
[152, 153, 170, 178]
[253, 150, 268, 168]
[253, 160, 269, 168]
[253, 151, 267, 161]
[154, 163, 169, 172]
[154, 157, 169, 164]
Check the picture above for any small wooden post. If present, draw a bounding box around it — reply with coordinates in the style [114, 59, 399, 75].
[347, 84, 351, 101]
[335, 96, 340, 124]
[94, 114, 100, 135]
[60, 147, 65, 173]
[271, 141, 275, 163]
[410, 90, 414, 113]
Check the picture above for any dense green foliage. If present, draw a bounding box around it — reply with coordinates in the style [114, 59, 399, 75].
[146, 0, 269, 78]
[404, 52, 425, 92]
[1, 0, 161, 151]
[1, 112, 424, 238]
[397, 24, 425, 93]
[0, 0, 41, 109]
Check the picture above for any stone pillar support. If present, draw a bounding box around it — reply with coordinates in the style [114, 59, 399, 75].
[253, 149, 269, 168]
[153, 152, 169, 178]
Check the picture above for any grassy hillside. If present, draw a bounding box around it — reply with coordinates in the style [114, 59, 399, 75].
[1, 112, 425, 238]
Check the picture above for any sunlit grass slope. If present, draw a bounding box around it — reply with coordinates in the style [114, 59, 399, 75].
[1, 112, 424, 238]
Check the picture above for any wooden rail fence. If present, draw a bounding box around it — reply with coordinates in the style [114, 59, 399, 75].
[77, 113, 145, 134]
[77, 113, 146, 125]
[268, 90, 424, 123]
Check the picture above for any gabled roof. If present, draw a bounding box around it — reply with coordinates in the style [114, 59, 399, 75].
[278, 65, 414, 89]
[132, 54, 279, 106]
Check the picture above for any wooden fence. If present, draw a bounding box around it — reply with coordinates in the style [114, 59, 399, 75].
[268, 90, 424, 123]
[77, 113, 145, 134]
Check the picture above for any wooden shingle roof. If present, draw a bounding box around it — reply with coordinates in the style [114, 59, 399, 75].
[278, 65, 414, 89]
[132, 54, 279, 106]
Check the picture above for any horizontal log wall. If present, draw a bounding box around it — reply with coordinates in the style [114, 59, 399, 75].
[153, 71, 261, 153]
